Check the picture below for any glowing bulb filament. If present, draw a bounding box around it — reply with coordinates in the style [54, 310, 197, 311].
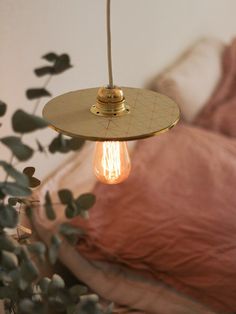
[93, 141, 131, 184]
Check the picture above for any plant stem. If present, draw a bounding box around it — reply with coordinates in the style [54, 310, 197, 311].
[4, 74, 53, 183]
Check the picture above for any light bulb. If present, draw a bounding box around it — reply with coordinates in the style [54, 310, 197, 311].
[93, 141, 131, 184]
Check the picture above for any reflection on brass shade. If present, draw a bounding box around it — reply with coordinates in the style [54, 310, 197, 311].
[43, 87, 180, 142]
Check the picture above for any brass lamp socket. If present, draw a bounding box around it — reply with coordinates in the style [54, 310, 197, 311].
[90, 86, 130, 117]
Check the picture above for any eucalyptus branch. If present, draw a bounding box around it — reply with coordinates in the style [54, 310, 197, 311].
[32, 75, 52, 115]
[4, 74, 53, 184]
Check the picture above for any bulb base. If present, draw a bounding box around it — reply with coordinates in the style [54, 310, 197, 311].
[90, 86, 130, 117]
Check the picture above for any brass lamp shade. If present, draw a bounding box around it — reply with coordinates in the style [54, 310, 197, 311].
[43, 86, 180, 142]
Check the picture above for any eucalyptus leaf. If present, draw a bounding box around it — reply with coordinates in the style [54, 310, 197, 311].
[23, 166, 35, 177]
[0, 204, 18, 228]
[38, 277, 51, 293]
[59, 223, 83, 236]
[49, 274, 65, 291]
[26, 88, 51, 100]
[48, 134, 67, 153]
[0, 182, 31, 197]
[69, 138, 85, 151]
[44, 191, 56, 220]
[1, 136, 34, 161]
[0, 161, 29, 186]
[42, 52, 59, 62]
[65, 202, 78, 219]
[0, 101, 7, 117]
[21, 260, 39, 282]
[78, 299, 99, 314]
[34, 66, 54, 77]
[58, 189, 73, 205]
[49, 234, 61, 264]
[59, 223, 83, 245]
[0, 286, 17, 300]
[19, 298, 34, 314]
[76, 193, 96, 211]
[69, 284, 88, 298]
[0, 234, 18, 252]
[0, 189, 5, 199]
[28, 242, 46, 260]
[23, 167, 41, 188]
[49, 134, 85, 154]
[53, 54, 72, 74]
[1, 250, 18, 269]
[12, 109, 48, 133]
[8, 268, 29, 291]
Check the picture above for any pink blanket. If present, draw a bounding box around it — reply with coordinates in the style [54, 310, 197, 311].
[71, 39, 236, 313]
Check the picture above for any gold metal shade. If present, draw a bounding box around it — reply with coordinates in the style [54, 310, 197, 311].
[43, 87, 180, 142]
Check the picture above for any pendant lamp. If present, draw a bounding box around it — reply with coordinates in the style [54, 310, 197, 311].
[43, 0, 180, 185]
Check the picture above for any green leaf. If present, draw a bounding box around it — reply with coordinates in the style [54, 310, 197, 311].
[59, 223, 83, 245]
[78, 299, 99, 314]
[12, 109, 48, 133]
[69, 284, 88, 298]
[28, 242, 46, 261]
[76, 193, 96, 210]
[0, 101, 7, 117]
[48, 234, 61, 264]
[0, 189, 5, 200]
[44, 191, 56, 220]
[65, 202, 78, 219]
[1, 250, 18, 269]
[68, 138, 85, 151]
[53, 54, 72, 74]
[49, 134, 67, 153]
[27, 177, 41, 188]
[26, 88, 51, 100]
[21, 260, 39, 282]
[23, 167, 41, 188]
[0, 286, 17, 300]
[23, 166, 35, 177]
[19, 299, 34, 314]
[42, 52, 59, 62]
[38, 277, 51, 293]
[58, 189, 73, 205]
[59, 223, 83, 236]
[1, 136, 34, 161]
[0, 204, 18, 228]
[9, 269, 27, 289]
[34, 66, 54, 77]
[49, 274, 65, 290]
[49, 134, 85, 154]
[0, 234, 18, 252]
[0, 182, 31, 197]
[0, 161, 29, 186]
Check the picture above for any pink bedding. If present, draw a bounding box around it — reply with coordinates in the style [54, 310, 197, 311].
[71, 39, 236, 313]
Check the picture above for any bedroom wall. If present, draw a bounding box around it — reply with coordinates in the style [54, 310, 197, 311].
[1, 0, 236, 180]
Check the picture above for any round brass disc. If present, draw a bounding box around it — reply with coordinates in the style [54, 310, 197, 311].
[42, 87, 180, 141]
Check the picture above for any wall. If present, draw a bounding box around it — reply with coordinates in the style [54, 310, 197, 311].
[1, 0, 236, 180]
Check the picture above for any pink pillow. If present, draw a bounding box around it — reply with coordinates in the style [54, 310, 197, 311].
[151, 38, 225, 122]
[73, 124, 236, 313]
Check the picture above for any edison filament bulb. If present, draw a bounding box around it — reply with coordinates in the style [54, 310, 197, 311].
[93, 141, 131, 184]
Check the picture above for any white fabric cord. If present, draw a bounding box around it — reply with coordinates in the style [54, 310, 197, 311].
[107, 0, 114, 88]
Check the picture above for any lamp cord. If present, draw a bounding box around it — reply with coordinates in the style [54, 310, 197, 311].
[107, 0, 114, 88]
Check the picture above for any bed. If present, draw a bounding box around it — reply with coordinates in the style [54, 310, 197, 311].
[32, 37, 236, 314]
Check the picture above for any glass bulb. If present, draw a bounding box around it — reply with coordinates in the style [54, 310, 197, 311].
[93, 141, 131, 184]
